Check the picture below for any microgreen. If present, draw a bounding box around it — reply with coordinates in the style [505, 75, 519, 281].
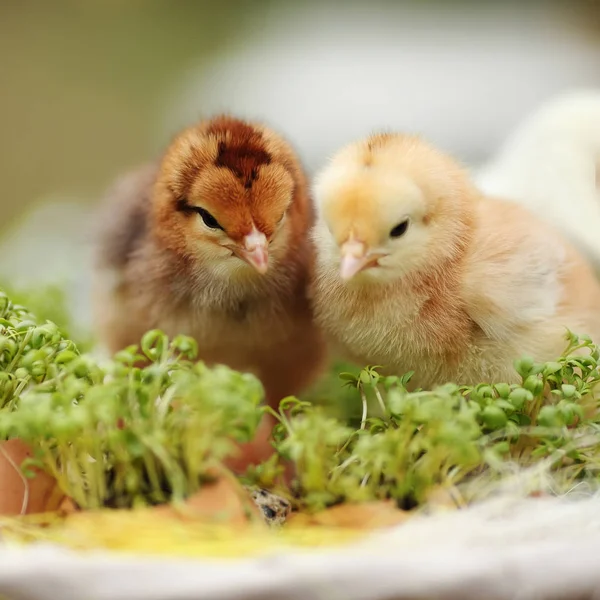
[1, 287, 600, 516]
[0, 290, 264, 508]
[250, 330, 600, 511]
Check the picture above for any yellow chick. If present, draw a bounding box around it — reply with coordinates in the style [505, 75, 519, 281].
[311, 133, 600, 388]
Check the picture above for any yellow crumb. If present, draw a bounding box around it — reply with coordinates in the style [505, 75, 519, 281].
[0, 509, 366, 559]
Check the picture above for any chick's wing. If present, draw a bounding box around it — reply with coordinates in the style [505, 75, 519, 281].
[460, 198, 567, 342]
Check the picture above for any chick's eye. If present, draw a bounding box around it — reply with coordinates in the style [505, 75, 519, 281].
[196, 207, 223, 230]
[390, 218, 410, 239]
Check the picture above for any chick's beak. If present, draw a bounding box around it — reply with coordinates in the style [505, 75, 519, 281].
[239, 229, 269, 274]
[340, 239, 371, 280]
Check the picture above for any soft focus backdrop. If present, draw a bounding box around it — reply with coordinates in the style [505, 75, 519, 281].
[1, 0, 599, 334]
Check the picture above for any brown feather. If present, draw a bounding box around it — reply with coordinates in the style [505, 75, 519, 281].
[93, 115, 326, 409]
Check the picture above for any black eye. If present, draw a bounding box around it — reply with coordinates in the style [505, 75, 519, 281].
[176, 198, 224, 230]
[196, 207, 223, 230]
[390, 218, 410, 238]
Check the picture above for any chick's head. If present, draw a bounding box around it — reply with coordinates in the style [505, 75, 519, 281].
[152, 116, 305, 278]
[313, 134, 477, 283]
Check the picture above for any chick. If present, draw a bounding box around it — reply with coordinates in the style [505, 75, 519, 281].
[311, 134, 600, 389]
[93, 115, 326, 408]
[476, 90, 600, 275]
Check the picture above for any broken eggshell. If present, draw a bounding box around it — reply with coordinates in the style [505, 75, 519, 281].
[0, 439, 66, 515]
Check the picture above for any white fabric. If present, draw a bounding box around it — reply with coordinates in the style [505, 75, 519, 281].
[2, 495, 600, 599]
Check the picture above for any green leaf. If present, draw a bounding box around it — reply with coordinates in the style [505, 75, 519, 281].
[480, 405, 508, 429]
[359, 370, 371, 385]
[494, 383, 511, 398]
[523, 375, 544, 396]
[494, 399, 515, 412]
[508, 388, 533, 410]
[514, 356, 534, 379]
[537, 406, 561, 428]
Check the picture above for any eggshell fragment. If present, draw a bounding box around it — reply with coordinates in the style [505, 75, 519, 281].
[286, 501, 410, 529]
[152, 475, 263, 526]
[0, 439, 65, 515]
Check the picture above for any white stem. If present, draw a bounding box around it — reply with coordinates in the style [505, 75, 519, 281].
[374, 386, 387, 415]
[360, 387, 368, 430]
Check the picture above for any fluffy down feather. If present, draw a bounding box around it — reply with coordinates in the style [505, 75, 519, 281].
[93, 115, 327, 408]
[311, 133, 600, 388]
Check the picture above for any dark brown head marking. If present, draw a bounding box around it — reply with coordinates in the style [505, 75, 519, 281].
[208, 118, 272, 189]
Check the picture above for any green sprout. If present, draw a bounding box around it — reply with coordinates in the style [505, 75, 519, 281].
[0, 290, 265, 509]
[249, 331, 600, 512]
[2, 286, 600, 517]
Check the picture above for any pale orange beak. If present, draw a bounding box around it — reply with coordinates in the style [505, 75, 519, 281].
[239, 228, 269, 274]
[340, 239, 384, 280]
[340, 239, 370, 280]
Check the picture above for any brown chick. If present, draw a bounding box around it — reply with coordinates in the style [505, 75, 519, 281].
[93, 115, 326, 412]
[311, 133, 600, 389]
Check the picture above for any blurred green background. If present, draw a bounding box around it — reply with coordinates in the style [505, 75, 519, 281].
[1, 0, 598, 230]
[0, 1, 246, 231]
